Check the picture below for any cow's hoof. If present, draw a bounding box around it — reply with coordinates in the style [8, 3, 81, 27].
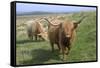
[63, 55, 67, 61]
[63, 58, 67, 61]
[59, 55, 67, 61]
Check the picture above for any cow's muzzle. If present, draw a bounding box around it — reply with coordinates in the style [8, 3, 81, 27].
[66, 35, 71, 39]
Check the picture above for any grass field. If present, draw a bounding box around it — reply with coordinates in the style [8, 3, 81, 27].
[16, 11, 97, 65]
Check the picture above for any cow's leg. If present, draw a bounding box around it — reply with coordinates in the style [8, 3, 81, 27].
[63, 46, 67, 61]
[58, 40, 63, 54]
[30, 35, 33, 40]
[57, 43, 60, 51]
[66, 45, 71, 55]
[37, 34, 41, 40]
[64, 47, 68, 55]
[35, 35, 37, 40]
[59, 45, 65, 60]
[58, 42, 67, 61]
[38, 35, 41, 40]
[59, 44, 62, 54]
[29, 35, 33, 40]
[50, 42, 54, 52]
[28, 33, 33, 40]
[61, 45, 67, 61]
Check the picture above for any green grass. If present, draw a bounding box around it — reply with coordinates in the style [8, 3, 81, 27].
[16, 11, 97, 65]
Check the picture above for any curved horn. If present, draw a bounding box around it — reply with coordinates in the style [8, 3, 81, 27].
[77, 15, 86, 24]
[44, 18, 61, 26]
[44, 18, 51, 24]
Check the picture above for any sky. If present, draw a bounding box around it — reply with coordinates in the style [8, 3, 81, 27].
[16, 3, 96, 14]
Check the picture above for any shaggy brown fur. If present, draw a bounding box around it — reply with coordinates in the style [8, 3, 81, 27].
[27, 20, 48, 41]
[44, 16, 85, 60]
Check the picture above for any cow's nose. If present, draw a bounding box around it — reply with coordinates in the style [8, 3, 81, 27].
[66, 35, 70, 38]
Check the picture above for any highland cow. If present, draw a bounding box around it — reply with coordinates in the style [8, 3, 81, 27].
[26, 20, 48, 41]
[44, 16, 85, 60]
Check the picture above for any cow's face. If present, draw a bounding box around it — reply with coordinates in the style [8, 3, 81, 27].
[61, 21, 78, 39]
[38, 32, 48, 41]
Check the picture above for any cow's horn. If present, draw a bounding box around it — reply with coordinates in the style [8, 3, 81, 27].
[77, 15, 86, 24]
[44, 18, 51, 24]
[44, 18, 61, 26]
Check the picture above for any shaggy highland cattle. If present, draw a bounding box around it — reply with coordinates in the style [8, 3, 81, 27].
[44, 16, 86, 60]
[26, 19, 48, 41]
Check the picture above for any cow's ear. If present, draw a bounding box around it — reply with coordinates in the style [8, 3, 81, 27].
[73, 22, 79, 29]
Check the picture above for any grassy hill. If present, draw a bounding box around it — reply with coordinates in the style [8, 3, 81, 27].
[16, 11, 97, 65]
